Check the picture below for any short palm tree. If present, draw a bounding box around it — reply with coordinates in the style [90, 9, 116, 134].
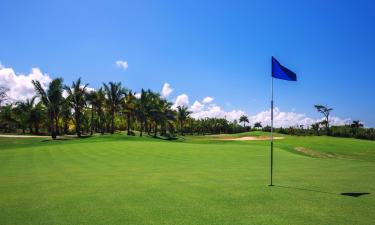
[239, 115, 249, 127]
[15, 97, 36, 134]
[32, 78, 63, 139]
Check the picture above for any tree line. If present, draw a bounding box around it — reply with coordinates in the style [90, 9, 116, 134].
[0, 78, 248, 139]
[0, 80, 373, 141]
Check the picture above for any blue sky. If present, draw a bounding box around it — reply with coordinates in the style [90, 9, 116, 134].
[1, 0, 375, 127]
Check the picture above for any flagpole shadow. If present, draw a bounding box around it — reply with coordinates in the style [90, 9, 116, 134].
[273, 185, 338, 195]
[272, 185, 371, 197]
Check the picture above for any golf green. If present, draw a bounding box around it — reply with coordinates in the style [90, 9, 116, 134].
[0, 133, 374, 225]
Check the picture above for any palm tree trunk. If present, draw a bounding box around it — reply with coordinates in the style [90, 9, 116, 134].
[64, 120, 68, 134]
[127, 113, 131, 135]
[55, 115, 59, 136]
[154, 122, 157, 137]
[111, 110, 115, 134]
[35, 123, 39, 135]
[50, 111, 56, 139]
[90, 106, 94, 136]
[75, 110, 81, 137]
[140, 120, 143, 137]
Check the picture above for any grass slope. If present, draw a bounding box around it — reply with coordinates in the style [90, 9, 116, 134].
[0, 133, 374, 225]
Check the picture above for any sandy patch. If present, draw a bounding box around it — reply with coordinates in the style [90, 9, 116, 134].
[0, 135, 49, 138]
[294, 147, 352, 160]
[219, 136, 285, 141]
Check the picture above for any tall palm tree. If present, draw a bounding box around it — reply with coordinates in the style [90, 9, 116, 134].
[103, 82, 126, 134]
[177, 105, 191, 136]
[314, 105, 333, 135]
[239, 115, 249, 128]
[32, 78, 63, 139]
[64, 78, 88, 137]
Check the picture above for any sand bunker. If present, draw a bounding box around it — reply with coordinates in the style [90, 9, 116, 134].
[219, 136, 284, 141]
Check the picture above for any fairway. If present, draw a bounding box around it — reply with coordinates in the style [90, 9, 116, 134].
[0, 133, 374, 225]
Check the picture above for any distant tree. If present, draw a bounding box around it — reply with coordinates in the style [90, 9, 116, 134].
[239, 115, 249, 127]
[0, 86, 9, 106]
[254, 122, 262, 129]
[350, 120, 364, 129]
[177, 105, 191, 135]
[64, 78, 88, 137]
[311, 122, 320, 135]
[314, 105, 333, 135]
[32, 78, 63, 139]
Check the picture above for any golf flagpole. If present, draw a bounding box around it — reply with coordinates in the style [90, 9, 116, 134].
[269, 56, 297, 187]
[270, 75, 274, 186]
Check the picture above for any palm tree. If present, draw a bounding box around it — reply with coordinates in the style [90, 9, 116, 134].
[239, 115, 249, 127]
[96, 88, 106, 134]
[177, 105, 191, 136]
[86, 90, 101, 136]
[123, 90, 136, 135]
[314, 105, 333, 135]
[135, 89, 148, 137]
[103, 82, 126, 134]
[32, 78, 63, 139]
[351, 120, 364, 129]
[64, 78, 88, 137]
[0, 86, 9, 106]
[30, 102, 45, 135]
[147, 91, 163, 137]
[254, 122, 262, 129]
[15, 97, 36, 134]
[60, 97, 71, 135]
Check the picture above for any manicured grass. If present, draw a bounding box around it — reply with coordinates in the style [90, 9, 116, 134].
[0, 133, 374, 224]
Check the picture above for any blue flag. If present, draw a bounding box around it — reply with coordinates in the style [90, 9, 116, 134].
[272, 56, 297, 81]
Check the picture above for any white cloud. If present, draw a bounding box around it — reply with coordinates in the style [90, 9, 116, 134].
[173, 94, 189, 109]
[135, 92, 141, 99]
[0, 66, 52, 102]
[202, 96, 214, 104]
[161, 83, 173, 98]
[190, 101, 204, 112]
[248, 107, 351, 128]
[191, 104, 245, 121]
[116, 60, 128, 70]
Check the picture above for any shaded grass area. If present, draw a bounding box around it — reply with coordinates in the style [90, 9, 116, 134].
[0, 133, 374, 225]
